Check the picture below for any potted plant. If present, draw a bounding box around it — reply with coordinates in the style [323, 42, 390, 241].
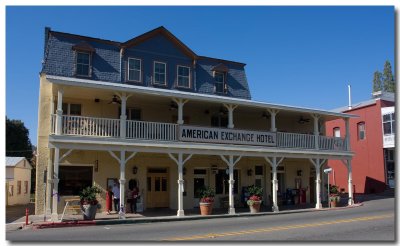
[328, 184, 340, 208]
[198, 186, 215, 215]
[79, 185, 102, 220]
[247, 185, 263, 213]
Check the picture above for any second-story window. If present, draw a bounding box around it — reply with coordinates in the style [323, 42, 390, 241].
[357, 122, 366, 140]
[177, 65, 190, 88]
[383, 113, 395, 135]
[128, 58, 142, 82]
[76, 52, 91, 77]
[154, 62, 167, 85]
[62, 103, 82, 116]
[333, 127, 341, 137]
[214, 72, 225, 94]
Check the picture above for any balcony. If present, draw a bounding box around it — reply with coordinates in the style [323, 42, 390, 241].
[50, 115, 347, 151]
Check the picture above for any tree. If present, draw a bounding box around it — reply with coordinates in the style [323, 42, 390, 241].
[382, 60, 395, 93]
[6, 117, 33, 161]
[372, 71, 383, 92]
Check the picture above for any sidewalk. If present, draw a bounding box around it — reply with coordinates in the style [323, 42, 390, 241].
[9, 202, 364, 231]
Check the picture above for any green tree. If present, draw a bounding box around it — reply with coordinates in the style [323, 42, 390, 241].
[372, 71, 383, 92]
[382, 60, 395, 93]
[6, 117, 33, 161]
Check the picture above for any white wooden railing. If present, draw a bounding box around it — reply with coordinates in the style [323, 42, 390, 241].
[319, 135, 346, 151]
[277, 132, 315, 149]
[126, 120, 177, 141]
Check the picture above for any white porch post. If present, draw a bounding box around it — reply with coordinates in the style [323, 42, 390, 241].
[173, 98, 188, 125]
[312, 114, 320, 150]
[220, 155, 242, 214]
[265, 157, 284, 212]
[168, 153, 192, 217]
[345, 118, 351, 151]
[119, 150, 126, 219]
[46, 158, 53, 218]
[321, 167, 326, 202]
[267, 109, 279, 132]
[346, 159, 354, 205]
[223, 104, 238, 129]
[120, 94, 127, 139]
[51, 148, 60, 221]
[310, 158, 322, 209]
[55, 89, 64, 135]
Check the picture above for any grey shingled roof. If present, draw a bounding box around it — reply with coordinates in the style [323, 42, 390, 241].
[6, 157, 26, 167]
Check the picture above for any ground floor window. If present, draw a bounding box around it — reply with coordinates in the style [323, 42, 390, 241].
[59, 166, 93, 196]
[215, 169, 239, 195]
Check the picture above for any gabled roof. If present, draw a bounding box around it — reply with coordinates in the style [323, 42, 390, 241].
[6, 157, 27, 167]
[211, 63, 230, 72]
[122, 26, 197, 59]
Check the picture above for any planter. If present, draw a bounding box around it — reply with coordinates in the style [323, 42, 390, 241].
[330, 200, 337, 208]
[81, 204, 98, 220]
[199, 202, 213, 215]
[249, 201, 262, 213]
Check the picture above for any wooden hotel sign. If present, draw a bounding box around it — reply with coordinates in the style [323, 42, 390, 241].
[178, 125, 276, 147]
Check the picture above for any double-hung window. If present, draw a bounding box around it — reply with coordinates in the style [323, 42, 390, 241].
[76, 52, 91, 77]
[154, 62, 167, 85]
[333, 127, 341, 137]
[214, 72, 225, 94]
[383, 113, 395, 135]
[128, 58, 142, 82]
[357, 122, 366, 140]
[62, 103, 82, 116]
[177, 65, 190, 88]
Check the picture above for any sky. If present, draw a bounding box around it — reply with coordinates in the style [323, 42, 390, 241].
[5, 6, 395, 146]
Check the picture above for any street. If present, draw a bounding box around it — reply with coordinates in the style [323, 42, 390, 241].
[6, 197, 395, 242]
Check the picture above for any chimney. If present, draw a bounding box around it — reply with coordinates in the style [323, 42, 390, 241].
[348, 85, 352, 110]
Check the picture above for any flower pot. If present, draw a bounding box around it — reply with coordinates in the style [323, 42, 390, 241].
[199, 202, 213, 215]
[249, 201, 261, 213]
[81, 204, 98, 220]
[330, 200, 337, 208]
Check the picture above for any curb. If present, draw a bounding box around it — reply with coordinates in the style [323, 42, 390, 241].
[29, 204, 363, 229]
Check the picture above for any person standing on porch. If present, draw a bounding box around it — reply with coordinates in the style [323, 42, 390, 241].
[130, 187, 139, 214]
[106, 186, 113, 215]
[112, 181, 120, 213]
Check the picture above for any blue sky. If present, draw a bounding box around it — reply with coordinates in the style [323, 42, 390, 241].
[5, 6, 395, 146]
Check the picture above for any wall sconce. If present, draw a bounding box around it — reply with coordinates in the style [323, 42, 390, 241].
[183, 167, 186, 175]
[297, 170, 302, 176]
[94, 160, 99, 172]
[132, 166, 138, 174]
[247, 169, 253, 176]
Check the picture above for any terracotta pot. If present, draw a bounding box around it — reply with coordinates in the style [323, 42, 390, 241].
[330, 200, 337, 208]
[249, 201, 261, 213]
[199, 202, 213, 215]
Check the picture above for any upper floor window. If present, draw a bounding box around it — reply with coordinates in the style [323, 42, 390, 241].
[211, 114, 228, 128]
[62, 103, 82, 116]
[128, 58, 142, 82]
[214, 72, 226, 94]
[333, 127, 341, 137]
[76, 52, 91, 77]
[357, 122, 366, 140]
[154, 62, 167, 85]
[24, 181, 28, 194]
[177, 65, 190, 88]
[383, 113, 395, 135]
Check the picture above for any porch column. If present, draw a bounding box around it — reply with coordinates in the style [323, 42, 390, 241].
[46, 158, 53, 218]
[173, 98, 188, 125]
[321, 167, 326, 202]
[168, 153, 192, 217]
[345, 118, 351, 151]
[312, 114, 320, 150]
[220, 155, 242, 214]
[267, 109, 279, 132]
[310, 158, 323, 209]
[223, 104, 238, 129]
[265, 157, 284, 212]
[119, 94, 127, 139]
[346, 159, 354, 205]
[51, 148, 60, 221]
[55, 89, 64, 135]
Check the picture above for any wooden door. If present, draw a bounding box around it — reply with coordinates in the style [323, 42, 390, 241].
[146, 170, 169, 208]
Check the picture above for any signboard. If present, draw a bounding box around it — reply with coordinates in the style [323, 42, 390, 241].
[178, 125, 276, 147]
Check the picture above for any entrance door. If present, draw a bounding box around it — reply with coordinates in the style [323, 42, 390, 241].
[146, 168, 169, 208]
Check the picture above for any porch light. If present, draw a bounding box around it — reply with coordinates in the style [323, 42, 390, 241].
[132, 166, 138, 174]
[247, 169, 253, 176]
[94, 160, 99, 172]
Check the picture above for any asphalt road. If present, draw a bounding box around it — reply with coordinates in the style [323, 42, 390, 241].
[6, 197, 395, 242]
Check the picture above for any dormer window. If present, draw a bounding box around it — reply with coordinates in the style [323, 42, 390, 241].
[177, 65, 190, 88]
[153, 61, 167, 86]
[214, 72, 225, 94]
[128, 58, 142, 82]
[72, 41, 95, 78]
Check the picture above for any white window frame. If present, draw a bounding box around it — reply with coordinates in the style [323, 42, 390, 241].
[177, 65, 191, 88]
[75, 51, 91, 77]
[214, 71, 225, 94]
[357, 122, 366, 140]
[382, 113, 395, 135]
[153, 61, 167, 86]
[333, 127, 341, 138]
[62, 103, 82, 116]
[128, 58, 142, 83]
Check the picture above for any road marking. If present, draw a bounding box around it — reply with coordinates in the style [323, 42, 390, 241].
[164, 214, 393, 241]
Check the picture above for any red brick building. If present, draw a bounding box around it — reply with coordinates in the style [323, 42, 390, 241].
[325, 91, 395, 195]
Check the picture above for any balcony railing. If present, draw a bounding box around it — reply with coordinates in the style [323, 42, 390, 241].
[50, 115, 347, 151]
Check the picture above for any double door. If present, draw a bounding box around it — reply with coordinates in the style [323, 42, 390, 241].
[146, 169, 169, 208]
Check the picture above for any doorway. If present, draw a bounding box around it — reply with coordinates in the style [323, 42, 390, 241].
[146, 168, 169, 208]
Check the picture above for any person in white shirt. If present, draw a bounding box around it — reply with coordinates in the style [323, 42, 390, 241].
[112, 181, 120, 212]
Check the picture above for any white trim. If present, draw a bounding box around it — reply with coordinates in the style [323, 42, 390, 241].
[214, 71, 225, 94]
[75, 51, 91, 77]
[153, 61, 167, 86]
[46, 75, 358, 119]
[176, 65, 191, 89]
[127, 58, 142, 83]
